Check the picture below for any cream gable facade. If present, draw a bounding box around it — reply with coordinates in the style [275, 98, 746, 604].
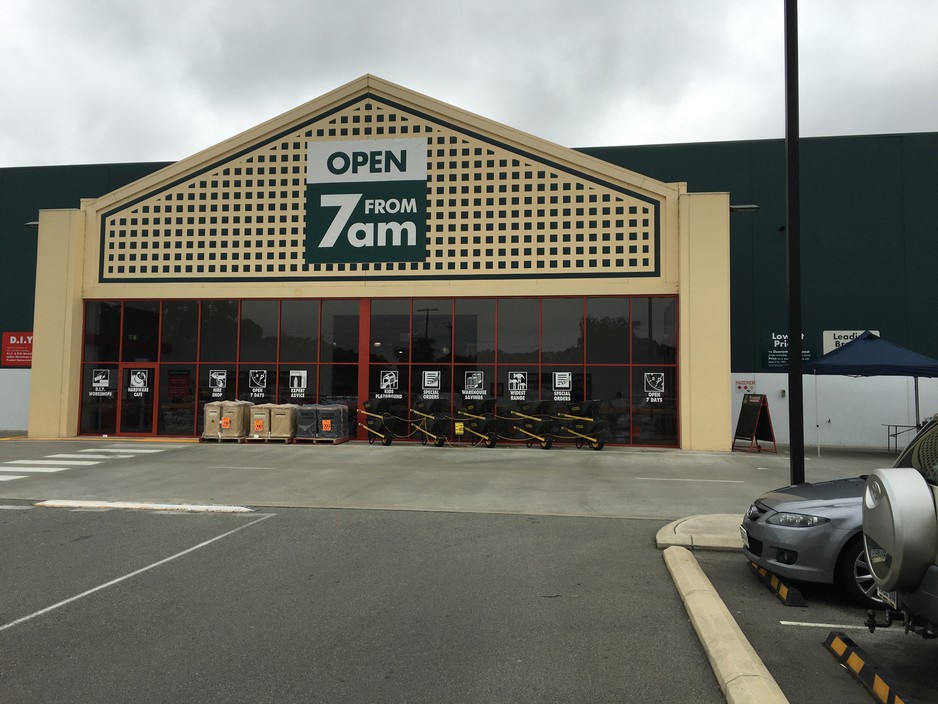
[28, 75, 730, 450]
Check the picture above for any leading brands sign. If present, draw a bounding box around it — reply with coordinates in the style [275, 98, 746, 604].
[305, 139, 427, 264]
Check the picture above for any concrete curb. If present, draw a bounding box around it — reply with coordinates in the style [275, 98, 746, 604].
[663, 546, 789, 704]
[656, 514, 743, 551]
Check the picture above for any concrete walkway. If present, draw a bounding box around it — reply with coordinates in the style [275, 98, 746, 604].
[656, 513, 790, 703]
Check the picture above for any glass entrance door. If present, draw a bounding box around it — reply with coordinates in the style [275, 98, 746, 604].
[118, 364, 158, 434]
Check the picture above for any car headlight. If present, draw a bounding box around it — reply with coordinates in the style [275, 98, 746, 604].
[766, 512, 830, 527]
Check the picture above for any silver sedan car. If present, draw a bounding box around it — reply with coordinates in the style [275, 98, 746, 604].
[740, 476, 879, 606]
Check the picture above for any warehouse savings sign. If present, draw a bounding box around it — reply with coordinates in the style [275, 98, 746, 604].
[306, 139, 427, 264]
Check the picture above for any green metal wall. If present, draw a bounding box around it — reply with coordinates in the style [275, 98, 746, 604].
[580, 134, 938, 371]
[0, 163, 169, 347]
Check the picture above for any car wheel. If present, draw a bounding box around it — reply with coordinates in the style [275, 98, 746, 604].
[837, 537, 885, 608]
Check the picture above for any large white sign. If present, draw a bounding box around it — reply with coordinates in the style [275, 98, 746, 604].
[822, 330, 880, 354]
[306, 139, 427, 264]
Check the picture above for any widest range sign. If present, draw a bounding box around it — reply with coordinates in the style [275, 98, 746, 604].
[305, 139, 428, 264]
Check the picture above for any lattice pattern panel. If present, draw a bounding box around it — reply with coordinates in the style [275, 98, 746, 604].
[99, 98, 660, 281]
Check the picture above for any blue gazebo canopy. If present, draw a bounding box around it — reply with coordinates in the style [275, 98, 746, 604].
[804, 331, 938, 378]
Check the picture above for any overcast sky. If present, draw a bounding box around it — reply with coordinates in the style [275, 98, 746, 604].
[2, 0, 936, 167]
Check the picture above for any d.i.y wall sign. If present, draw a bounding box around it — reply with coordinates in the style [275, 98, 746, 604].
[305, 138, 428, 263]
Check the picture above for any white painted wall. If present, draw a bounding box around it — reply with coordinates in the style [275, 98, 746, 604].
[731, 373, 938, 450]
[0, 369, 30, 432]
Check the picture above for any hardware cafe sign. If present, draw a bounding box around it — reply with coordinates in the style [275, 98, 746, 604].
[306, 139, 427, 264]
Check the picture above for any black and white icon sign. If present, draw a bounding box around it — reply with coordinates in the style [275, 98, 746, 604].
[465, 371, 483, 391]
[380, 370, 399, 391]
[508, 372, 527, 392]
[423, 371, 441, 389]
[130, 370, 148, 388]
[92, 369, 110, 388]
[250, 370, 268, 389]
[553, 371, 572, 390]
[644, 372, 665, 393]
[289, 370, 307, 389]
[209, 370, 227, 388]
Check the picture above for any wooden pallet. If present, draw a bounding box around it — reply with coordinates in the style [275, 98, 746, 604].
[241, 436, 294, 443]
[200, 436, 244, 443]
[293, 436, 350, 445]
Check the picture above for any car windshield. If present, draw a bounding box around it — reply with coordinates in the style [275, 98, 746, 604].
[894, 418, 938, 485]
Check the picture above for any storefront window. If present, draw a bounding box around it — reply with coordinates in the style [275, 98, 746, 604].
[84, 301, 121, 362]
[583, 366, 631, 443]
[541, 298, 584, 363]
[197, 364, 236, 433]
[280, 300, 319, 363]
[319, 364, 358, 406]
[411, 365, 452, 407]
[161, 301, 198, 362]
[158, 365, 196, 435]
[540, 366, 585, 405]
[631, 366, 678, 445]
[321, 300, 359, 363]
[80, 364, 118, 434]
[278, 365, 316, 404]
[240, 300, 278, 362]
[369, 364, 409, 437]
[412, 300, 452, 363]
[200, 300, 238, 362]
[238, 364, 277, 404]
[495, 366, 539, 410]
[77, 294, 678, 446]
[454, 365, 496, 407]
[632, 297, 677, 364]
[370, 299, 410, 363]
[585, 298, 630, 364]
[122, 301, 160, 362]
[453, 299, 495, 363]
[497, 298, 539, 362]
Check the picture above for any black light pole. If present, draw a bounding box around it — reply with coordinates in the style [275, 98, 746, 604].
[785, 0, 806, 484]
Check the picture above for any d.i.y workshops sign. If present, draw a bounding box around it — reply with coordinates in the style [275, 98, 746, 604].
[306, 139, 428, 263]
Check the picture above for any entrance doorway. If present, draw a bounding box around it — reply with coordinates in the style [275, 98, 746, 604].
[118, 364, 158, 434]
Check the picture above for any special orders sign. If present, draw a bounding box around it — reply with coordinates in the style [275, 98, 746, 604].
[306, 139, 428, 264]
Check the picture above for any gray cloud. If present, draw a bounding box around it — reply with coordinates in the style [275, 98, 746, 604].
[1, 0, 935, 166]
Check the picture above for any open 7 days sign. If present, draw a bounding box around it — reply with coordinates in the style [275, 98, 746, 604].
[306, 138, 428, 264]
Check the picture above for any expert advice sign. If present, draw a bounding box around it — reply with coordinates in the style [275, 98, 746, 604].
[306, 138, 427, 264]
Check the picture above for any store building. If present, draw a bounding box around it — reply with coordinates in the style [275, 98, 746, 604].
[24, 76, 731, 448]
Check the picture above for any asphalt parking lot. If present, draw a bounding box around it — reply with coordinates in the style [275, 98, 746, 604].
[1, 438, 933, 702]
[697, 551, 938, 703]
[1, 501, 725, 704]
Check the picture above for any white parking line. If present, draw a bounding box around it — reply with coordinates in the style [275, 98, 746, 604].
[47, 454, 134, 459]
[91, 448, 166, 454]
[635, 477, 744, 483]
[0, 476, 27, 481]
[6, 460, 100, 466]
[0, 466, 70, 473]
[0, 513, 275, 633]
[37, 500, 254, 513]
[780, 620, 905, 633]
[0, 505, 35, 509]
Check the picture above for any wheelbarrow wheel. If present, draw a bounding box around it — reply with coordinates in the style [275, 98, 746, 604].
[433, 436, 446, 447]
[539, 436, 553, 450]
[484, 432, 497, 448]
[590, 438, 605, 451]
[381, 432, 393, 446]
